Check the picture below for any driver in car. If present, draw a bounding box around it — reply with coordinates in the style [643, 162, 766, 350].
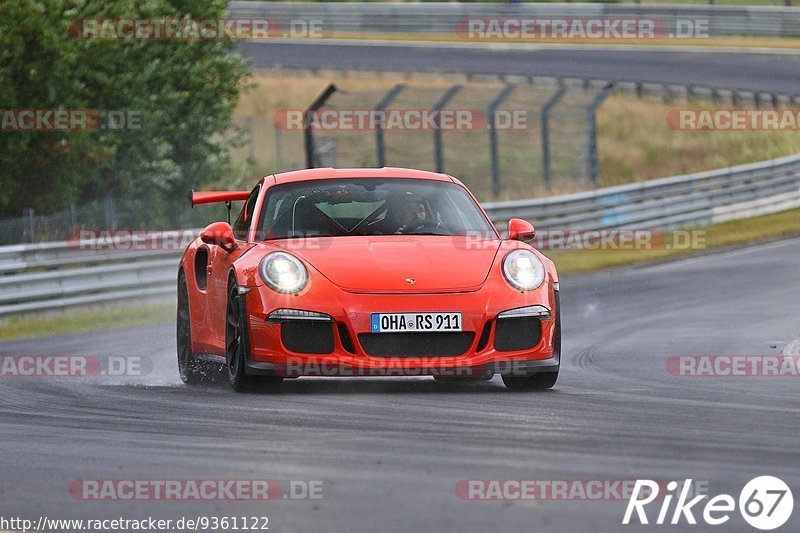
[389, 198, 427, 234]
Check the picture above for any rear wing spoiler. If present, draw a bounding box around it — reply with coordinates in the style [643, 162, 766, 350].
[189, 190, 250, 208]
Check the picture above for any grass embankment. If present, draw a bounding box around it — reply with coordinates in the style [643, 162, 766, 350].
[0, 302, 174, 342]
[548, 207, 800, 273]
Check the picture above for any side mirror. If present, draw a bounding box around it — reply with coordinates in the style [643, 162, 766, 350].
[201, 222, 237, 252]
[507, 218, 535, 241]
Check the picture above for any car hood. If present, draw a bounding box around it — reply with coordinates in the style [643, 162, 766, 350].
[275, 236, 502, 293]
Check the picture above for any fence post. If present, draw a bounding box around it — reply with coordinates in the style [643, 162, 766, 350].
[69, 203, 77, 228]
[540, 85, 567, 192]
[487, 85, 516, 199]
[374, 84, 406, 167]
[25, 208, 35, 243]
[104, 197, 116, 229]
[247, 117, 255, 164]
[431, 84, 462, 173]
[275, 127, 284, 170]
[662, 84, 673, 104]
[304, 84, 337, 168]
[582, 83, 614, 188]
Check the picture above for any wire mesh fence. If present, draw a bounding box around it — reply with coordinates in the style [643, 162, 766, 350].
[0, 197, 230, 245]
[305, 81, 614, 202]
[310, 86, 395, 168]
[0, 200, 116, 245]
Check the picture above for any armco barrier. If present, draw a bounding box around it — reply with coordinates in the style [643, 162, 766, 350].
[1, 153, 799, 317]
[228, 2, 800, 39]
[483, 153, 800, 230]
[0, 238, 186, 317]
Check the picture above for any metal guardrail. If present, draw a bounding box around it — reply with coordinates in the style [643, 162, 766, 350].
[229, 2, 800, 38]
[0, 240, 184, 317]
[1, 153, 799, 317]
[483, 153, 800, 230]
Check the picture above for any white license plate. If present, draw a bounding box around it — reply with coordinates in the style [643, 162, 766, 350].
[370, 312, 462, 333]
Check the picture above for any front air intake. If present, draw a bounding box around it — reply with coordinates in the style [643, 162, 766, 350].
[358, 332, 475, 357]
[281, 321, 335, 354]
[493, 317, 541, 352]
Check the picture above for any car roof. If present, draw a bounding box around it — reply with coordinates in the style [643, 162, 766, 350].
[270, 167, 455, 185]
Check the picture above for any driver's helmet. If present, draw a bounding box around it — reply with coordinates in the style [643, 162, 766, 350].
[386, 193, 426, 226]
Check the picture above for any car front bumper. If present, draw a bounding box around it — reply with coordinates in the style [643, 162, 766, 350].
[240, 277, 559, 378]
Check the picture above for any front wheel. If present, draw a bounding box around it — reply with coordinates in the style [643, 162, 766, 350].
[226, 280, 282, 393]
[502, 371, 558, 391]
[177, 271, 209, 385]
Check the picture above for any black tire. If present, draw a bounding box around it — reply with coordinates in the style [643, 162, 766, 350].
[226, 278, 282, 393]
[177, 271, 208, 385]
[502, 371, 558, 391]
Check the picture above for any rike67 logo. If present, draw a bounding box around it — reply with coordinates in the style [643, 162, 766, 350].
[623, 477, 794, 530]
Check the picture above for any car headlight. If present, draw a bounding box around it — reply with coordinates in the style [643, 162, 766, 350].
[260, 252, 308, 294]
[502, 249, 545, 292]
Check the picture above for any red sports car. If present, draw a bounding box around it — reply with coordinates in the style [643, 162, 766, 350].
[177, 168, 560, 392]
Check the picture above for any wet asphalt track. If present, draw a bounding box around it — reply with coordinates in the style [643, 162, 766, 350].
[242, 41, 800, 95]
[0, 238, 799, 532]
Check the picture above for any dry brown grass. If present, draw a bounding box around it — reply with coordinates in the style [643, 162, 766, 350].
[598, 97, 800, 187]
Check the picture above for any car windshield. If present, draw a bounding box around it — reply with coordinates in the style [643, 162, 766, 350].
[257, 178, 496, 239]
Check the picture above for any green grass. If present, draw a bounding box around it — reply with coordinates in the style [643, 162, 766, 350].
[0, 302, 175, 342]
[549, 206, 800, 274]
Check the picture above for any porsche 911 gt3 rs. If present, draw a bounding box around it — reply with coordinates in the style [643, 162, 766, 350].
[177, 167, 560, 392]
